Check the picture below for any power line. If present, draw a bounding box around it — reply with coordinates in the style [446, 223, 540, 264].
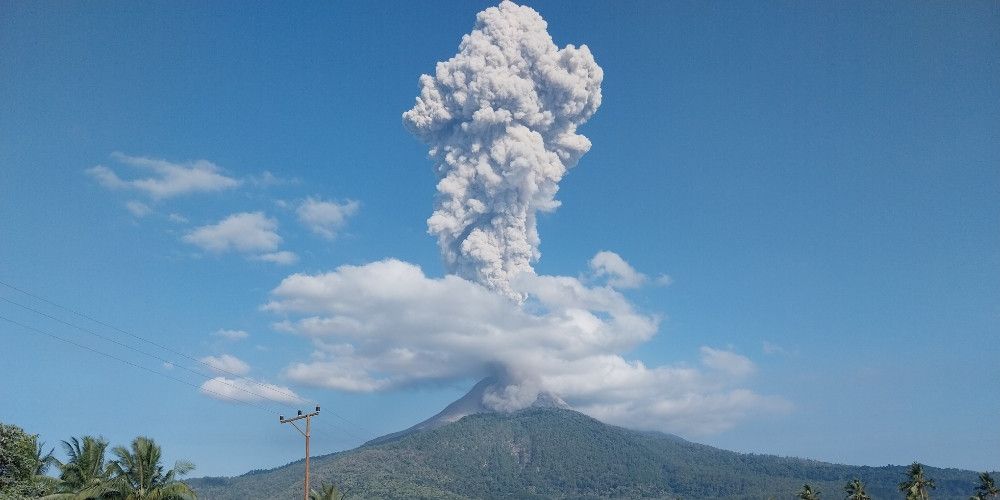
[0, 313, 273, 413]
[0, 296, 305, 409]
[0, 310, 367, 443]
[0, 280, 312, 406]
[0, 279, 370, 438]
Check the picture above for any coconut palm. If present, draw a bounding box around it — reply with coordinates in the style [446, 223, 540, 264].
[899, 462, 935, 500]
[34, 441, 57, 476]
[971, 472, 999, 500]
[310, 482, 348, 500]
[798, 483, 820, 500]
[106, 436, 196, 500]
[43, 436, 115, 499]
[31, 440, 60, 494]
[844, 478, 871, 500]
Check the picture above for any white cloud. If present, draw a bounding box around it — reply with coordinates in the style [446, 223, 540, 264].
[213, 329, 249, 341]
[183, 212, 281, 254]
[762, 340, 794, 357]
[253, 251, 299, 265]
[589, 251, 648, 289]
[264, 256, 789, 435]
[296, 197, 359, 240]
[248, 171, 298, 187]
[699, 346, 757, 378]
[125, 200, 152, 218]
[86, 152, 241, 199]
[199, 354, 250, 376]
[168, 213, 189, 224]
[199, 376, 301, 405]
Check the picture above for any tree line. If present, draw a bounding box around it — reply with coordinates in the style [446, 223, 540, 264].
[2, 422, 350, 500]
[1, 423, 195, 499]
[796, 463, 998, 500]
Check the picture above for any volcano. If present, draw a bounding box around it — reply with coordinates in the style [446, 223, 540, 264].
[365, 377, 570, 446]
[187, 379, 989, 499]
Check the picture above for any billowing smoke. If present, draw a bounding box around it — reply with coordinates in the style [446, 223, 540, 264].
[261, 2, 789, 436]
[403, 0, 603, 300]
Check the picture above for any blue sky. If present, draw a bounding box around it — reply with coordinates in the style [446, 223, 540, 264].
[2, 0, 998, 478]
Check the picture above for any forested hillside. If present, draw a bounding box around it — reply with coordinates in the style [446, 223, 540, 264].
[188, 408, 990, 499]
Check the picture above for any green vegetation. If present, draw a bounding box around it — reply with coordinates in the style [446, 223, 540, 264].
[0, 423, 195, 500]
[1, 423, 54, 498]
[309, 482, 348, 500]
[186, 407, 998, 499]
[900, 463, 936, 500]
[798, 484, 820, 500]
[50, 436, 115, 498]
[845, 478, 872, 500]
[971, 473, 999, 500]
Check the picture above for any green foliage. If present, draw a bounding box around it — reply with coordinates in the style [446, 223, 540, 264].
[2, 423, 196, 500]
[46, 435, 116, 499]
[900, 463, 936, 500]
[798, 483, 820, 500]
[106, 436, 196, 500]
[0, 422, 55, 498]
[844, 478, 871, 500]
[310, 482, 348, 500]
[186, 408, 995, 500]
[971, 472, 999, 500]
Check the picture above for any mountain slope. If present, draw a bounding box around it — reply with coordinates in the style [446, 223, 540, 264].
[188, 408, 989, 499]
[366, 377, 569, 446]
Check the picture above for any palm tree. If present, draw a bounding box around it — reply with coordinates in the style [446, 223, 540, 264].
[899, 462, 935, 500]
[844, 478, 871, 500]
[107, 436, 196, 500]
[971, 472, 999, 500]
[43, 436, 115, 499]
[35, 441, 57, 476]
[32, 440, 60, 494]
[310, 482, 348, 500]
[798, 483, 820, 500]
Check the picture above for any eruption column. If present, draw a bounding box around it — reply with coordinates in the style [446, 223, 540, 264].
[403, 0, 603, 301]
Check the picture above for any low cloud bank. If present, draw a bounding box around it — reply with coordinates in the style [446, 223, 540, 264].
[265, 256, 789, 435]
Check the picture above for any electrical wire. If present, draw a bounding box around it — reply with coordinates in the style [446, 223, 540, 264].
[0, 313, 274, 413]
[0, 280, 311, 406]
[0, 279, 370, 440]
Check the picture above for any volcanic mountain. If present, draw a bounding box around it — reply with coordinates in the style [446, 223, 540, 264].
[365, 377, 569, 446]
[188, 379, 991, 499]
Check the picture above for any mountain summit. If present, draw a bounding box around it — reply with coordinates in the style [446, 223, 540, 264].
[366, 377, 569, 446]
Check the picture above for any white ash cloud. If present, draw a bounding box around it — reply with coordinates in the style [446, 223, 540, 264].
[264, 2, 787, 436]
[265, 258, 789, 435]
[403, 0, 603, 301]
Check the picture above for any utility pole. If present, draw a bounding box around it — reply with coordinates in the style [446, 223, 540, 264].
[280, 406, 320, 500]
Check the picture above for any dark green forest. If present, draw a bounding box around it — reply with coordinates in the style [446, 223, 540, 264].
[185, 408, 997, 500]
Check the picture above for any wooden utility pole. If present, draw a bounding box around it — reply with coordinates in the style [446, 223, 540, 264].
[280, 406, 320, 500]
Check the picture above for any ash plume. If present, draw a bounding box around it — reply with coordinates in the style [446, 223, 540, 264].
[403, 0, 603, 300]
